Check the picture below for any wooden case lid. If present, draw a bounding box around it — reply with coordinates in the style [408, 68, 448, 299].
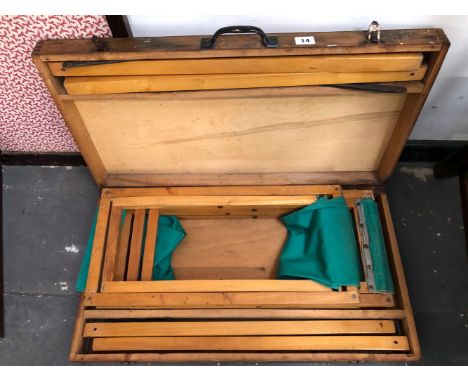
[32, 27, 449, 187]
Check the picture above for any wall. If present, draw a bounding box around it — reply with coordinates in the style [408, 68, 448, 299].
[0, 15, 111, 152]
[128, 15, 468, 141]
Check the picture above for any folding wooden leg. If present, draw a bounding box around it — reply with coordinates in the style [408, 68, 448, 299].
[126, 209, 146, 281]
[140, 209, 159, 280]
[113, 210, 134, 281]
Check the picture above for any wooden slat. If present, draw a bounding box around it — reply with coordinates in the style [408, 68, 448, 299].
[84, 196, 111, 293]
[64, 66, 428, 95]
[378, 193, 421, 359]
[113, 210, 133, 281]
[31, 56, 108, 185]
[377, 46, 450, 181]
[140, 209, 159, 281]
[34, 29, 447, 62]
[101, 206, 123, 284]
[83, 308, 407, 320]
[111, 195, 318, 209]
[57, 82, 423, 101]
[92, 335, 410, 352]
[101, 280, 331, 293]
[358, 293, 394, 307]
[105, 172, 379, 187]
[68, 296, 86, 361]
[84, 320, 395, 337]
[126, 209, 146, 281]
[83, 291, 359, 308]
[49, 53, 423, 76]
[74, 352, 419, 363]
[102, 185, 342, 198]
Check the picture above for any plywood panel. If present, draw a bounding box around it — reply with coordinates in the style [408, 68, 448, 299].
[75, 88, 406, 175]
[171, 218, 285, 280]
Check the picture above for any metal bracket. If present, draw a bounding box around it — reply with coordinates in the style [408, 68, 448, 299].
[356, 199, 376, 292]
[368, 21, 381, 43]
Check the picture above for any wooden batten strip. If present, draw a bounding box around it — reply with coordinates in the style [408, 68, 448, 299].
[125, 209, 146, 281]
[113, 210, 134, 281]
[101, 280, 331, 293]
[378, 193, 421, 359]
[83, 308, 407, 320]
[85, 197, 111, 293]
[140, 209, 159, 281]
[111, 195, 318, 209]
[104, 172, 379, 188]
[73, 352, 419, 363]
[101, 206, 123, 284]
[49, 53, 423, 76]
[102, 185, 342, 198]
[91, 335, 410, 352]
[83, 291, 359, 308]
[83, 320, 396, 338]
[63, 66, 428, 95]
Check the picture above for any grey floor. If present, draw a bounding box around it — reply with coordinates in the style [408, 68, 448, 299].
[1, 164, 467, 365]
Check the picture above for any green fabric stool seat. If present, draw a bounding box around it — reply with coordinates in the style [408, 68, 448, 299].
[277, 196, 361, 289]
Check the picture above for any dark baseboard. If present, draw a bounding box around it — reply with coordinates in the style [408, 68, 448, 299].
[1, 140, 467, 167]
[399, 140, 468, 163]
[1, 152, 86, 166]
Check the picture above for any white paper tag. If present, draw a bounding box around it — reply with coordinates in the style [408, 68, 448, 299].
[294, 36, 316, 45]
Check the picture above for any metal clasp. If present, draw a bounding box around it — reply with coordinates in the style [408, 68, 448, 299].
[368, 21, 381, 43]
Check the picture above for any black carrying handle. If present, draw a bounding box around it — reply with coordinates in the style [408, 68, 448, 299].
[200, 25, 279, 49]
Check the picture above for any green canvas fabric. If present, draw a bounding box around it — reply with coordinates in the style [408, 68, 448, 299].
[76, 211, 185, 292]
[359, 198, 394, 293]
[277, 196, 361, 289]
[152, 215, 186, 280]
[76, 210, 98, 292]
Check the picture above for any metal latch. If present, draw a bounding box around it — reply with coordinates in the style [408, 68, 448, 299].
[368, 21, 381, 43]
[356, 199, 376, 292]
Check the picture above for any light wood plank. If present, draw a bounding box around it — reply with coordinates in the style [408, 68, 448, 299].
[113, 210, 133, 281]
[101, 206, 123, 284]
[378, 193, 421, 359]
[102, 185, 342, 198]
[105, 172, 379, 187]
[92, 335, 410, 352]
[84, 320, 395, 337]
[111, 195, 318, 208]
[84, 196, 111, 293]
[83, 291, 359, 308]
[64, 66, 427, 95]
[126, 209, 146, 281]
[140, 209, 159, 281]
[69, 295, 86, 361]
[73, 352, 419, 363]
[83, 308, 407, 320]
[50, 53, 423, 76]
[101, 280, 331, 293]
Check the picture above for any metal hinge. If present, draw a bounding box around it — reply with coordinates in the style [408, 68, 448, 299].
[356, 199, 376, 292]
[368, 21, 381, 43]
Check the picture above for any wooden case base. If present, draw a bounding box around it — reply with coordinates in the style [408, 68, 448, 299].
[70, 185, 420, 363]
